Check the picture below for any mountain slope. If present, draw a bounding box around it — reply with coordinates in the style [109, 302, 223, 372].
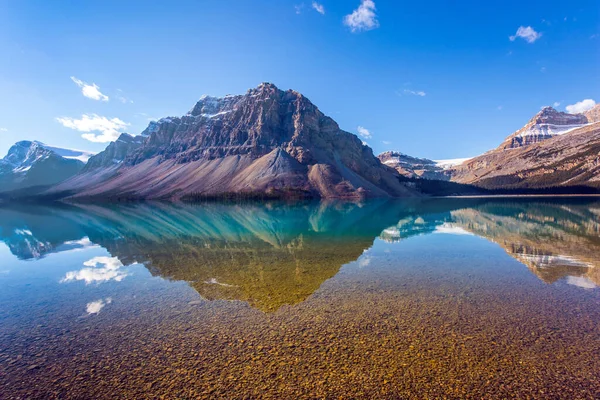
[51, 83, 418, 200]
[0, 141, 85, 193]
[451, 122, 600, 189]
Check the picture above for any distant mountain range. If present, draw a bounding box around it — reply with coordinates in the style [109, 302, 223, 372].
[0, 84, 599, 200]
[381, 104, 600, 191]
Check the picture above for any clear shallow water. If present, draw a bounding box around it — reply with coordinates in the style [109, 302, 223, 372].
[0, 199, 599, 399]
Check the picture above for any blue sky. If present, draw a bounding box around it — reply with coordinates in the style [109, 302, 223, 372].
[0, 0, 598, 160]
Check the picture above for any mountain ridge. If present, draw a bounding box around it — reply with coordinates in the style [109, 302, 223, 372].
[49, 83, 419, 200]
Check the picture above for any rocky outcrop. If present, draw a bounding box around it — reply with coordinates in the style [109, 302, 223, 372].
[51, 83, 418, 200]
[499, 107, 588, 150]
[0, 141, 84, 193]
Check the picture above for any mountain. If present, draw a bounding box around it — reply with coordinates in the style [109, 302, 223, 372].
[450, 107, 600, 189]
[50, 83, 418, 200]
[0, 141, 85, 193]
[377, 151, 450, 180]
[498, 106, 588, 150]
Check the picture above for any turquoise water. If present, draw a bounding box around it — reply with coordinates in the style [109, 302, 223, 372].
[0, 199, 599, 398]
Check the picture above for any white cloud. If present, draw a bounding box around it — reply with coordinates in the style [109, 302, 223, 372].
[294, 4, 304, 14]
[70, 76, 109, 101]
[312, 1, 325, 14]
[0, 127, 7, 132]
[565, 99, 596, 114]
[403, 89, 426, 97]
[86, 297, 113, 315]
[344, 0, 379, 32]
[56, 113, 130, 143]
[553, 101, 560, 107]
[357, 126, 372, 139]
[509, 26, 542, 43]
[62, 256, 128, 284]
[382, 140, 391, 145]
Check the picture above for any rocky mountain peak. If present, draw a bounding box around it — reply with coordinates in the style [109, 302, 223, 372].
[50, 84, 418, 199]
[0, 140, 84, 193]
[83, 133, 145, 171]
[3, 141, 52, 170]
[499, 106, 589, 150]
[531, 106, 587, 126]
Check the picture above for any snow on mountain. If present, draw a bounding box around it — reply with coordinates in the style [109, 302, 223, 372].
[34, 142, 96, 163]
[433, 158, 473, 169]
[0, 141, 85, 193]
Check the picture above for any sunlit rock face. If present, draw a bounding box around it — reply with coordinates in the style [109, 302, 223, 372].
[499, 107, 588, 150]
[50, 83, 418, 200]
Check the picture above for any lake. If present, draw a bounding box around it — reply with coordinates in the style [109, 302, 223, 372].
[0, 198, 599, 398]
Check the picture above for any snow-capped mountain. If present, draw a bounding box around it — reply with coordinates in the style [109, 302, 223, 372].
[499, 106, 589, 150]
[450, 104, 600, 189]
[0, 141, 86, 193]
[377, 152, 473, 180]
[377, 151, 450, 180]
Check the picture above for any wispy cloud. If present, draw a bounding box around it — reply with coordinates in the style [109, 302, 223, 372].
[115, 89, 133, 104]
[56, 114, 129, 143]
[402, 89, 426, 97]
[565, 99, 596, 114]
[0, 127, 7, 132]
[357, 126, 372, 139]
[294, 4, 304, 14]
[70, 76, 109, 101]
[312, 1, 325, 14]
[553, 101, 561, 107]
[382, 140, 391, 145]
[344, 0, 379, 32]
[509, 26, 542, 43]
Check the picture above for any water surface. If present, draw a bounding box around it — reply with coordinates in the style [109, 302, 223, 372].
[0, 199, 599, 398]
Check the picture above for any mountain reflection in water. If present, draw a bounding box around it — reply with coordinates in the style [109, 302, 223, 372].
[0, 197, 598, 312]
